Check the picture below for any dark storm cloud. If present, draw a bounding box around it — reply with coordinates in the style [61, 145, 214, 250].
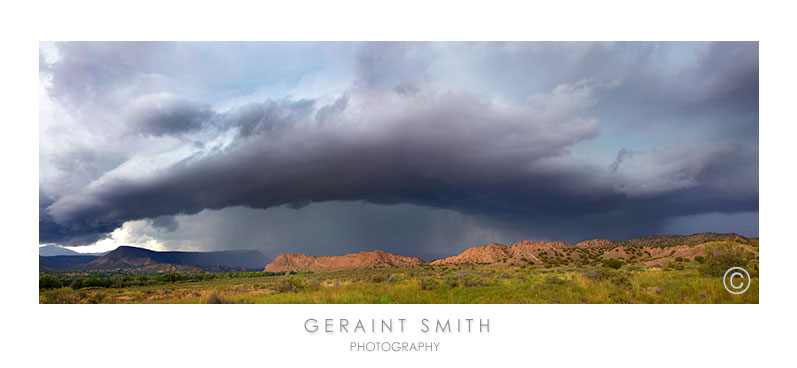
[124, 93, 214, 137]
[45, 85, 612, 238]
[39, 192, 122, 246]
[43, 85, 755, 244]
[149, 215, 179, 232]
[39, 42, 759, 247]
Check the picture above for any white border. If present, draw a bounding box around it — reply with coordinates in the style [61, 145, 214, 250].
[4, 1, 795, 366]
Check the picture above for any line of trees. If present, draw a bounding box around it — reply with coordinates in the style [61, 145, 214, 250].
[39, 270, 305, 290]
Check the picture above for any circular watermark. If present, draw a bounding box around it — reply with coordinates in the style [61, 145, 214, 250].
[723, 267, 751, 295]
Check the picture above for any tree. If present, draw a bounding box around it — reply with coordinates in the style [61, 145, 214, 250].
[698, 243, 751, 276]
[70, 278, 84, 290]
[39, 274, 61, 290]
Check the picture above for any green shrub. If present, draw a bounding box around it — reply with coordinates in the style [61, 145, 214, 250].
[206, 292, 228, 304]
[457, 271, 489, 287]
[87, 293, 105, 304]
[83, 276, 108, 288]
[671, 262, 685, 270]
[274, 275, 306, 293]
[370, 274, 385, 283]
[443, 276, 459, 288]
[545, 275, 566, 285]
[601, 259, 624, 269]
[39, 274, 61, 290]
[699, 243, 752, 276]
[610, 271, 631, 287]
[583, 267, 612, 281]
[675, 256, 684, 262]
[39, 288, 79, 303]
[420, 277, 439, 290]
[385, 274, 402, 283]
[694, 256, 705, 264]
[749, 261, 759, 277]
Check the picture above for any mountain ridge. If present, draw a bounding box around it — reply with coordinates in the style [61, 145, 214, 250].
[264, 249, 425, 272]
[39, 232, 757, 274]
[264, 232, 757, 271]
[82, 246, 269, 271]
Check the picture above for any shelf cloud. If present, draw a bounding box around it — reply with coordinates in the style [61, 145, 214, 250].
[39, 42, 758, 253]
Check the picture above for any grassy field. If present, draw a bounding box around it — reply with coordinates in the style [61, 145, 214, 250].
[39, 263, 758, 304]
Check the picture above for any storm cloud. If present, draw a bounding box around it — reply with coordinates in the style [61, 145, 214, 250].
[39, 42, 758, 252]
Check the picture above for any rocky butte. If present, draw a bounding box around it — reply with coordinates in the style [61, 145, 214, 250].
[261, 233, 757, 272]
[264, 249, 425, 272]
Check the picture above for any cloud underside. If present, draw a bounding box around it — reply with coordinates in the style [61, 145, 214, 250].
[38, 42, 759, 247]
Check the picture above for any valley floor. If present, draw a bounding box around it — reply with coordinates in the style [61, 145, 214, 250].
[39, 264, 758, 304]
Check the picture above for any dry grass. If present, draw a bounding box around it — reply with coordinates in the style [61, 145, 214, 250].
[39, 263, 758, 304]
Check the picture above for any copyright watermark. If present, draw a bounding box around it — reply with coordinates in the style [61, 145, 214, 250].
[723, 267, 751, 295]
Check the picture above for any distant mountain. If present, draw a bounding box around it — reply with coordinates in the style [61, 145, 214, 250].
[39, 245, 81, 256]
[264, 250, 425, 272]
[39, 245, 109, 257]
[39, 255, 100, 270]
[38, 260, 58, 275]
[79, 246, 268, 271]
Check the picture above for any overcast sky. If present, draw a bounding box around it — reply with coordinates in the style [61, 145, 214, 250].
[39, 42, 758, 260]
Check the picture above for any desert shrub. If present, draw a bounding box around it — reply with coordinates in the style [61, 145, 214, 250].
[623, 264, 642, 272]
[675, 257, 684, 262]
[601, 259, 624, 269]
[450, 270, 489, 287]
[420, 277, 439, 290]
[664, 261, 684, 271]
[462, 274, 489, 287]
[699, 243, 752, 276]
[39, 274, 61, 290]
[370, 274, 385, 283]
[749, 261, 759, 277]
[545, 275, 566, 285]
[305, 279, 321, 291]
[610, 271, 631, 287]
[583, 268, 631, 286]
[274, 275, 306, 293]
[86, 293, 105, 304]
[40, 289, 79, 304]
[583, 267, 612, 281]
[694, 256, 705, 264]
[443, 276, 459, 288]
[385, 274, 402, 283]
[206, 292, 228, 304]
